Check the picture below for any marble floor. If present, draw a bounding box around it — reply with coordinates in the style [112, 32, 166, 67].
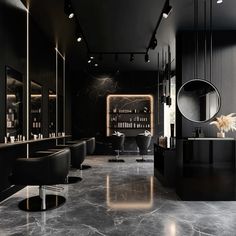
[1, 155, 236, 236]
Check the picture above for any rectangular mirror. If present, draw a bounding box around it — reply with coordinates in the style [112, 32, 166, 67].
[57, 52, 64, 135]
[30, 81, 42, 138]
[6, 66, 24, 139]
[48, 89, 56, 135]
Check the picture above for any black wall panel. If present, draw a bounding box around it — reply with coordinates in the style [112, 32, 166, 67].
[176, 31, 236, 138]
[71, 70, 164, 153]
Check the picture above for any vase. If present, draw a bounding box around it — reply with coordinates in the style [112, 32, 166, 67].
[217, 131, 225, 138]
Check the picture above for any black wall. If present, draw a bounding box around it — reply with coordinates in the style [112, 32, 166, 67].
[71, 70, 164, 153]
[0, 1, 70, 197]
[176, 31, 236, 138]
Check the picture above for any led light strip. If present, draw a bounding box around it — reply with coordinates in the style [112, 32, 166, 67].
[26, 7, 29, 158]
[55, 48, 58, 144]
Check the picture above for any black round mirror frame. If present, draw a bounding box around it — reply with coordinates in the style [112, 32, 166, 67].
[177, 79, 221, 123]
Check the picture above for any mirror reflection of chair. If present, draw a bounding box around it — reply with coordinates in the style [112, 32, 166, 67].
[136, 134, 153, 162]
[109, 134, 125, 162]
[9, 148, 70, 212]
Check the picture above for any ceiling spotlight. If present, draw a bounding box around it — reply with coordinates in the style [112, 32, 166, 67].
[162, 0, 172, 18]
[94, 63, 98, 67]
[216, 0, 223, 3]
[145, 53, 150, 63]
[76, 27, 82, 42]
[90, 56, 94, 59]
[149, 36, 157, 50]
[77, 36, 82, 42]
[130, 53, 134, 62]
[64, 0, 74, 19]
[88, 59, 91, 64]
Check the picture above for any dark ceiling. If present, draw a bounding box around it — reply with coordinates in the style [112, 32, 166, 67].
[23, 0, 236, 71]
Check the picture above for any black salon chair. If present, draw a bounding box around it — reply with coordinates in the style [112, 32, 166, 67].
[46, 141, 87, 181]
[109, 134, 125, 162]
[66, 139, 93, 170]
[80, 137, 96, 155]
[136, 134, 153, 162]
[10, 148, 70, 212]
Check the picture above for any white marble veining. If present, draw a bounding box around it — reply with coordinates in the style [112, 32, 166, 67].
[1, 155, 236, 236]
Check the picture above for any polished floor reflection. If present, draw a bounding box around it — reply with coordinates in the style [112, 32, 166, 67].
[1, 155, 236, 236]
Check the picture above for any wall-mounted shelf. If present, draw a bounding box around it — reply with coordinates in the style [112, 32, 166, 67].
[106, 94, 154, 137]
[0, 135, 71, 150]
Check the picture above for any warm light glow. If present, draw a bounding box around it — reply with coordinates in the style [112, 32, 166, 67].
[106, 94, 154, 136]
[31, 94, 42, 98]
[106, 176, 153, 209]
[49, 94, 57, 98]
[7, 94, 16, 98]
[164, 221, 177, 236]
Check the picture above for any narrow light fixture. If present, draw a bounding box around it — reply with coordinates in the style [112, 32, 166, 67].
[216, 0, 223, 3]
[145, 53, 150, 63]
[64, 0, 74, 19]
[130, 53, 134, 62]
[163, 0, 172, 18]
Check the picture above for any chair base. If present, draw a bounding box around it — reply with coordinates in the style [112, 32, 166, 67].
[66, 176, 82, 184]
[108, 159, 125, 162]
[136, 159, 153, 163]
[80, 165, 92, 170]
[18, 195, 66, 212]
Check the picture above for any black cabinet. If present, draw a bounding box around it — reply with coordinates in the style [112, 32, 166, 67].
[154, 143, 176, 187]
[176, 138, 236, 200]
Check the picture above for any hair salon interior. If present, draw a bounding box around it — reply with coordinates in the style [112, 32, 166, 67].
[1, 0, 236, 235]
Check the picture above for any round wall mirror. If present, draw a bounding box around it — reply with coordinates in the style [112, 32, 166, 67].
[177, 79, 221, 122]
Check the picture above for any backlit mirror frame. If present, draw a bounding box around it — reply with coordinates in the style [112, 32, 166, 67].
[177, 79, 221, 123]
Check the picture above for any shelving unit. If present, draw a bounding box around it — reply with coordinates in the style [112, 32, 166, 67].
[106, 94, 154, 137]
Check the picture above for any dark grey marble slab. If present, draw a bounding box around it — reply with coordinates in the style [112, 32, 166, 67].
[0, 155, 236, 236]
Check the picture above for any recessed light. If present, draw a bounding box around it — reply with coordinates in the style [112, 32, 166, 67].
[90, 56, 94, 59]
[94, 63, 98, 67]
[217, 0, 223, 3]
[88, 60, 91, 64]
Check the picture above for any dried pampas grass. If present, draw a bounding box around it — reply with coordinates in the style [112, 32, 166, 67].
[210, 113, 236, 132]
